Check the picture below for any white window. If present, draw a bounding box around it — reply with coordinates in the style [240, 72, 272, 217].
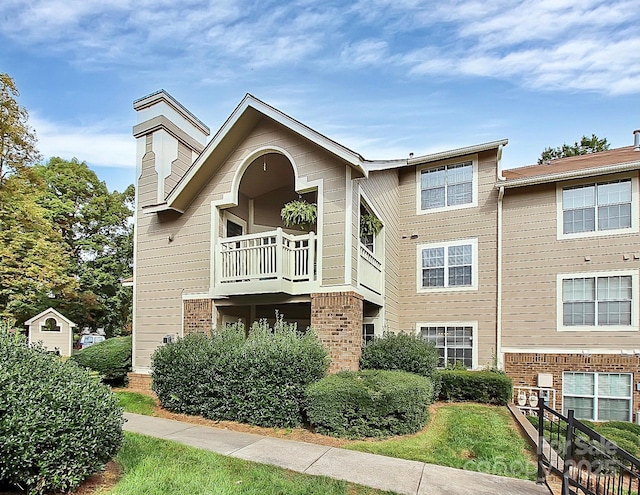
[563, 372, 632, 421]
[557, 176, 638, 239]
[416, 156, 478, 214]
[418, 323, 477, 369]
[362, 323, 375, 344]
[417, 239, 478, 292]
[557, 271, 638, 331]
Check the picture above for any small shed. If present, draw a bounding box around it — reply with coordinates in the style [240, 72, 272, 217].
[25, 308, 76, 357]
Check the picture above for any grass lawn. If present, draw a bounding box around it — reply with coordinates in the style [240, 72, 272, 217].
[116, 391, 156, 416]
[346, 404, 537, 481]
[114, 391, 536, 481]
[109, 432, 395, 495]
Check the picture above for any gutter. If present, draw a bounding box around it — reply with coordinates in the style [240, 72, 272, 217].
[500, 159, 640, 189]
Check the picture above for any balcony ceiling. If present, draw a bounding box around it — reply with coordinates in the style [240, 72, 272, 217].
[240, 153, 295, 199]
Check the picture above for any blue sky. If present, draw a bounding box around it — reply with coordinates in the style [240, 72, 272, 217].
[1, 0, 638, 193]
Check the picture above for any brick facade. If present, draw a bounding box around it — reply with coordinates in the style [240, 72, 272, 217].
[505, 353, 640, 418]
[127, 372, 152, 392]
[311, 291, 363, 373]
[183, 299, 213, 334]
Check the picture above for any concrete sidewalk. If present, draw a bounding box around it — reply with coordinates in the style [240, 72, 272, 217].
[123, 412, 549, 495]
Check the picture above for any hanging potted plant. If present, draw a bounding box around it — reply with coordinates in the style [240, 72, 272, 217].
[360, 212, 383, 238]
[280, 199, 317, 231]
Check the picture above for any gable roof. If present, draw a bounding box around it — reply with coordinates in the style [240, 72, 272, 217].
[501, 146, 640, 188]
[164, 94, 371, 213]
[24, 307, 76, 327]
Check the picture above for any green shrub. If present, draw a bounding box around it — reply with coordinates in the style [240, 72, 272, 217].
[305, 370, 433, 438]
[70, 335, 132, 385]
[360, 331, 441, 397]
[0, 331, 124, 494]
[439, 369, 512, 405]
[152, 317, 329, 428]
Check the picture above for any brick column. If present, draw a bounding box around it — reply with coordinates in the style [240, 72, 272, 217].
[311, 292, 363, 373]
[183, 299, 213, 334]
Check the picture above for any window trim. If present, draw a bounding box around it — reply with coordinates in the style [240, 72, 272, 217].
[416, 321, 479, 370]
[562, 371, 633, 422]
[556, 173, 639, 240]
[40, 317, 61, 332]
[556, 270, 639, 332]
[223, 211, 247, 237]
[415, 155, 479, 215]
[416, 238, 478, 292]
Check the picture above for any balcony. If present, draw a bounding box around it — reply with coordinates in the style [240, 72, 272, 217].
[359, 245, 383, 295]
[214, 228, 317, 296]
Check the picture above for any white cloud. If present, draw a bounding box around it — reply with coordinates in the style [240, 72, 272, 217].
[1, 0, 638, 95]
[341, 40, 389, 66]
[31, 115, 135, 168]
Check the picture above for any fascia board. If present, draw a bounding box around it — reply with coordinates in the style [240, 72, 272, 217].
[166, 94, 368, 209]
[407, 139, 509, 167]
[499, 160, 640, 189]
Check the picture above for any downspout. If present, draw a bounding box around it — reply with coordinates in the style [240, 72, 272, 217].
[497, 185, 504, 369]
[496, 144, 505, 370]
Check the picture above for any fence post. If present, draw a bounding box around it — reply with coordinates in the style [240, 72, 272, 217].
[563, 409, 575, 495]
[537, 397, 545, 484]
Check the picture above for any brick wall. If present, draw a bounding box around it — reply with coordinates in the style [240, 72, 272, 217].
[127, 372, 152, 392]
[311, 291, 363, 373]
[183, 299, 213, 334]
[505, 353, 640, 416]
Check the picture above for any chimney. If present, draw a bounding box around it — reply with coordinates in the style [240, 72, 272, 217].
[634, 129, 640, 152]
[133, 90, 210, 206]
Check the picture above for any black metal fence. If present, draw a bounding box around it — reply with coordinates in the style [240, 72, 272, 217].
[537, 399, 640, 495]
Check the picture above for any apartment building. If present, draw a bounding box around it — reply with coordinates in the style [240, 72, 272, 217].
[129, 90, 640, 421]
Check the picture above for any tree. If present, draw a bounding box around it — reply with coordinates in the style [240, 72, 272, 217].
[0, 171, 78, 323]
[34, 158, 134, 335]
[0, 73, 40, 186]
[538, 134, 610, 164]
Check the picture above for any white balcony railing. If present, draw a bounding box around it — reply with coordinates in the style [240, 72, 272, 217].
[214, 228, 316, 296]
[359, 244, 383, 294]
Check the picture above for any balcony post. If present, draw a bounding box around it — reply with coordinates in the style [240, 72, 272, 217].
[276, 227, 283, 282]
[308, 231, 315, 280]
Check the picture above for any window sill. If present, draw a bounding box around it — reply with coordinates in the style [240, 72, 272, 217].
[557, 326, 638, 332]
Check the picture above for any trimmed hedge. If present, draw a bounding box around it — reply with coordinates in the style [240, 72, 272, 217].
[305, 370, 433, 438]
[360, 331, 441, 399]
[152, 318, 329, 428]
[439, 369, 512, 405]
[0, 331, 124, 494]
[70, 335, 132, 385]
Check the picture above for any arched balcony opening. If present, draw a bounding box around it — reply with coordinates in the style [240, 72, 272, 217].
[214, 152, 318, 296]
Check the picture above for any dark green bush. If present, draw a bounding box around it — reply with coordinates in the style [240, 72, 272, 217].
[70, 335, 132, 385]
[305, 370, 433, 438]
[0, 331, 124, 494]
[360, 331, 441, 397]
[152, 317, 329, 428]
[439, 369, 512, 405]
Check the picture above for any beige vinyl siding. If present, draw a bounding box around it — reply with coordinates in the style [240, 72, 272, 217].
[228, 192, 250, 225]
[164, 141, 192, 197]
[502, 173, 640, 349]
[358, 169, 401, 330]
[396, 150, 499, 367]
[253, 185, 301, 230]
[133, 116, 350, 368]
[138, 136, 157, 207]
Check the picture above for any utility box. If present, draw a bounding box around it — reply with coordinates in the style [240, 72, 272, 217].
[537, 373, 553, 388]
